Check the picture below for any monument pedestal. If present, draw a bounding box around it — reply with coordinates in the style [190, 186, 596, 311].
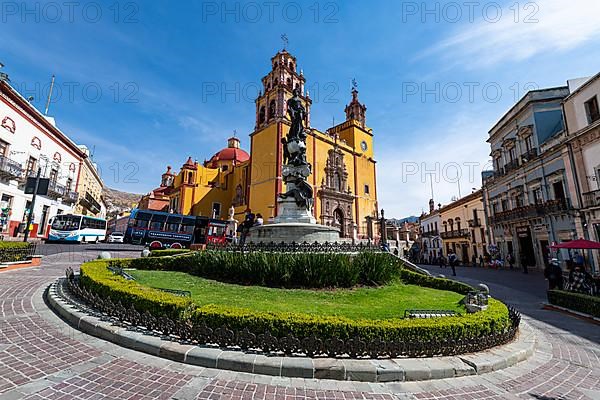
[274, 198, 316, 224]
[248, 199, 341, 244]
[248, 222, 340, 244]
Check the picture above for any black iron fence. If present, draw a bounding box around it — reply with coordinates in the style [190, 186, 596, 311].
[0, 244, 37, 263]
[61, 270, 521, 359]
[207, 241, 384, 253]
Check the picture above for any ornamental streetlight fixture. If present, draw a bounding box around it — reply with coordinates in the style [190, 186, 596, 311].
[0, 62, 9, 82]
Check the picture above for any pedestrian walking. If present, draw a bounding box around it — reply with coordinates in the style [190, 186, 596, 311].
[448, 252, 457, 276]
[471, 254, 477, 268]
[507, 252, 514, 270]
[544, 258, 563, 290]
[479, 254, 484, 268]
[520, 253, 528, 274]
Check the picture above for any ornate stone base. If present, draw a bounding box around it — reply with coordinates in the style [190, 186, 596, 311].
[274, 198, 316, 224]
[248, 223, 341, 244]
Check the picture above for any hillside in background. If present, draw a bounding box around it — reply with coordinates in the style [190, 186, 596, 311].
[104, 187, 141, 217]
[388, 216, 419, 226]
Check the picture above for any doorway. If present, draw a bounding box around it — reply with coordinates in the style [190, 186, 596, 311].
[334, 208, 345, 237]
[517, 227, 536, 267]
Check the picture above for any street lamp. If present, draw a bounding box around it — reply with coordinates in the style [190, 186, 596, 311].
[0, 62, 9, 82]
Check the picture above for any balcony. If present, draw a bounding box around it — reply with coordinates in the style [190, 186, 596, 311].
[421, 230, 439, 238]
[504, 159, 520, 174]
[583, 190, 600, 208]
[441, 229, 470, 239]
[0, 155, 24, 180]
[489, 199, 570, 224]
[468, 219, 481, 228]
[522, 148, 538, 162]
[46, 180, 78, 204]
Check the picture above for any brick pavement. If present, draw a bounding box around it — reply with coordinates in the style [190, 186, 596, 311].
[0, 250, 599, 399]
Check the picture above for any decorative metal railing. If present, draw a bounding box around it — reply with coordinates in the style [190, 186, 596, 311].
[583, 190, 600, 208]
[489, 199, 571, 224]
[207, 241, 385, 253]
[61, 268, 521, 359]
[440, 229, 470, 239]
[0, 155, 24, 179]
[0, 244, 36, 263]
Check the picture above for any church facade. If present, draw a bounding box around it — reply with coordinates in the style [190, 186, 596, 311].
[140, 50, 379, 240]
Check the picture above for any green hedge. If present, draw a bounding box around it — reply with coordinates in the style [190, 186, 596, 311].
[149, 249, 192, 257]
[400, 269, 474, 294]
[113, 251, 403, 289]
[0, 241, 34, 263]
[80, 260, 511, 343]
[547, 290, 600, 318]
[0, 241, 32, 249]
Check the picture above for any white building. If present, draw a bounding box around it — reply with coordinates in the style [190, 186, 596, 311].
[0, 80, 86, 239]
[419, 199, 442, 262]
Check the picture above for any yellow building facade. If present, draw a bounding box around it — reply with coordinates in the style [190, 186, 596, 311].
[147, 50, 378, 239]
[439, 190, 488, 264]
[74, 153, 104, 217]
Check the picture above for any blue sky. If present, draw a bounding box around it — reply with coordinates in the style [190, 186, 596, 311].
[2, 0, 599, 217]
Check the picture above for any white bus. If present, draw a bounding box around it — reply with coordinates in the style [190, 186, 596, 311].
[47, 214, 107, 243]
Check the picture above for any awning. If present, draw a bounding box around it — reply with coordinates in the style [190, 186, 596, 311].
[549, 238, 600, 250]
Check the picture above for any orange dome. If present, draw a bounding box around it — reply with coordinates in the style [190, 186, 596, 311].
[206, 147, 249, 168]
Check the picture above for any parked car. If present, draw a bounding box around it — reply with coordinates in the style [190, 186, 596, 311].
[107, 231, 125, 243]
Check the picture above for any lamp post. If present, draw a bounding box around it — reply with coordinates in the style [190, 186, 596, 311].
[379, 208, 387, 248]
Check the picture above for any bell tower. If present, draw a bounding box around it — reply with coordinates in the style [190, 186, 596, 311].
[344, 87, 367, 128]
[254, 49, 312, 130]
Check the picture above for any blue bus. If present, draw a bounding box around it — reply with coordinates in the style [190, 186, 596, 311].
[124, 209, 227, 249]
[47, 214, 107, 243]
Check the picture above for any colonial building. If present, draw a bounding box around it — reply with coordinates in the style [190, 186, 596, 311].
[562, 73, 600, 270]
[419, 199, 442, 262]
[73, 146, 105, 217]
[0, 79, 89, 238]
[439, 190, 487, 264]
[142, 50, 379, 240]
[482, 87, 577, 269]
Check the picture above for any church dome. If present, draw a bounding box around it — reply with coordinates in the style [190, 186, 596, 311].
[206, 137, 250, 168]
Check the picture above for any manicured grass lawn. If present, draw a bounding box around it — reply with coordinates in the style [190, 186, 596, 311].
[129, 270, 465, 320]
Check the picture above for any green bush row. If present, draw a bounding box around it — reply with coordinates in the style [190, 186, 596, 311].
[149, 249, 192, 257]
[547, 290, 600, 318]
[400, 269, 474, 294]
[0, 241, 33, 249]
[114, 250, 403, 289]
[0, 241, 34, 263]
[79, 260, 511, 343]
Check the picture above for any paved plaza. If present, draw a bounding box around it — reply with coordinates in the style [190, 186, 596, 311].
[0, 248, 599, 400]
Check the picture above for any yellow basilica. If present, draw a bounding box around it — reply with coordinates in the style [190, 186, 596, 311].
[139, 50, 379, 240]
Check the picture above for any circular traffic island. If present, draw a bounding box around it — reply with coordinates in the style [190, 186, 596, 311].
[50, 249, 530, 382]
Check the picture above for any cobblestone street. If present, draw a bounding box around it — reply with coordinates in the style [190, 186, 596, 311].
[1, 250, 599, 400]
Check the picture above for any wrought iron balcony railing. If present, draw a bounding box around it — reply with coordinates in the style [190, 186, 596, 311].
[503, 159, 520, 174]
[489, 199, 571, 224]
[583, 190, 600, 208]
[0, 155, 24, 180]
[440, 229, 470, 239]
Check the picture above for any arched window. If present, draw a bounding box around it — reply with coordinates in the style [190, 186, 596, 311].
[455, 217, 461, 231]
[258, 106, 266, 124]
[187, 172, 193, 184]
[286, 78, 292, 88]
[268, 100, 276, 119]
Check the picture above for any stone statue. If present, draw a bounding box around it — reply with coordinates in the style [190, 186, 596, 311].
[278, 88, 314, 210]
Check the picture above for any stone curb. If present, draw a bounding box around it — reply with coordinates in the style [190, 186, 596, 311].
[46, 280, 537, 383]
[542, 302, 600, 323]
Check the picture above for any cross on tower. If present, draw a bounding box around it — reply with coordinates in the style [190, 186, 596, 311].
[281, 34, 289, 50]
[352, 78, 358, 91]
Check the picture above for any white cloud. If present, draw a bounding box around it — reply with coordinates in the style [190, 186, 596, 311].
[377, 112, 492, 218]
[421, 0, 600, 68]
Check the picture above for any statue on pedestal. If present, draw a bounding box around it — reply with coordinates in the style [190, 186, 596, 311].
[278, 88, 314, 211]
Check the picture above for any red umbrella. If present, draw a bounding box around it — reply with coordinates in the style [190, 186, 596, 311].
[549, 238, 600, 250]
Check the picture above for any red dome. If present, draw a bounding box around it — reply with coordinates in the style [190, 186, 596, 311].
[206, 147, 250, 168]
